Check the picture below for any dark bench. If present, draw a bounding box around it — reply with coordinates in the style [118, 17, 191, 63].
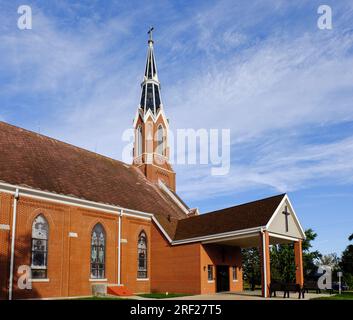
[303, 280, 333, 294]
[269, 282, 304, 299]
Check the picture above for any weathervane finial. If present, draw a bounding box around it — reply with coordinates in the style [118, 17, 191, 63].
[148, 26, 154, 43]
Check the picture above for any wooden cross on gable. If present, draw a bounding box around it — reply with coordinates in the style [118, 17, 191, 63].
[282, 206, 290, 232]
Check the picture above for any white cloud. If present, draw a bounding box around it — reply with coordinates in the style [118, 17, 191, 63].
[1, 1, 353, 209]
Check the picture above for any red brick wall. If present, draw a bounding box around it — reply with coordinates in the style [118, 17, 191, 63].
[120, 215, 151, 293]
[150, 223, 201, 294]
[200, 244, 243, 294]
[0, 192, 153, 299]
[0, 193, 12, 299]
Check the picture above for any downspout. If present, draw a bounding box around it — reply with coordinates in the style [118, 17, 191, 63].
[117, 209, 122, 286]
[9, 188, 19, 300]
[261, 227, 268, 298]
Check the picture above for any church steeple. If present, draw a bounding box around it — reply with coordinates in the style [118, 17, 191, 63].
[139, 27, 162, 115]
[133, 28, 176, 191]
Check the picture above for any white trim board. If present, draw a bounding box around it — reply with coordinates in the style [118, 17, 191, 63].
[266, 194, 306, 240]
[158, 180, 189, 215]
[0, 181, 153, 221]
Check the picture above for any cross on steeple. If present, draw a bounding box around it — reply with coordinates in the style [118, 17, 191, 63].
[148, 26, 154, 43]
[282, 206, 290, 232]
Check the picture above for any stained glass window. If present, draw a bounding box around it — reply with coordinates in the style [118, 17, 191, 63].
[137, 231, 147, 279]
[31, 215, 49, 279]
[91, 223, 105, 279]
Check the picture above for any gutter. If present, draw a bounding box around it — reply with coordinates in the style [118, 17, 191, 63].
[117, 209, 122, 286]
[8, 188, 19, 300]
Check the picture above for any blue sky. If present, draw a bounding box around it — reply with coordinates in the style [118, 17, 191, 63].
[0, 1, 353, 255]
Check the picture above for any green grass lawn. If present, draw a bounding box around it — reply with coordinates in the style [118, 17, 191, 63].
[75, 296, 133, 300]
[311, 291, 353, 300]
[137, 293, 193, 299]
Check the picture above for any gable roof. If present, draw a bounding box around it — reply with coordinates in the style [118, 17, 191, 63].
[0, 122, 299, 244]
[0, 121, 186, 238]
[173, 194, 286, 241]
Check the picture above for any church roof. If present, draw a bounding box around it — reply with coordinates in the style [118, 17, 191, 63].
[0, 121, 290, 243]
[0, 121, 186, 238]
[173, 194, 286, 241]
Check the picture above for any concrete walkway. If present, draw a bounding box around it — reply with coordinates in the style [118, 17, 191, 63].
[164, 290, 331, 300]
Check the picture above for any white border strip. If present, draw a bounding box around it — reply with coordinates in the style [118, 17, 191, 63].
[266, 194, 306, 239]
[151, 216, 172, 243]
[171, 226, 263, 246]
[158, 180, 189, 215]
[0, 181, 153, 221]
[268, 232, 300, 242]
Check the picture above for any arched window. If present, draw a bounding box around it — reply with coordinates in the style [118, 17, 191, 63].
[137, 126, 143, 157]
[137, 231, 147, 279]
[31, 215, 49, 279]
[91, 223, 106, 279]
[157, 125, 164, 155]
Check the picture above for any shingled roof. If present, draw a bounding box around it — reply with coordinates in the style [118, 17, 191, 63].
[0, 121, 186, 238]
[0, 121, 288, 243]
[173, 194, 286, 241]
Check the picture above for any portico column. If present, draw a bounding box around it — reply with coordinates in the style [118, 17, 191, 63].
[294, 240, 304, 287]
[259, 230, 271, 298]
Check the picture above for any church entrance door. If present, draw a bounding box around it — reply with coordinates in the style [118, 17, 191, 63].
[216, 265, 230, 292]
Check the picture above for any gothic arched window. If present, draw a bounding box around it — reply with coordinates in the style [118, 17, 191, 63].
[31, 215, 49, 279]
[157, 125, 164, 155]
[137, 126, 143, 157]
[137, 231, 147, 279]
[91, 223, 106, 279]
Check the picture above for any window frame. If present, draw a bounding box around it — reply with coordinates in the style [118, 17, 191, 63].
[31, 214, 49, 279]
[207, 265, 214, 281]
[232, 266, 238, 281]
[137, 231, 148, 279]
[90, 223, 106, 279]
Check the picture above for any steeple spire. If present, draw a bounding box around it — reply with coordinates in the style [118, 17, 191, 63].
[140, 27, 162, 115]
[133, 29, 176, 191]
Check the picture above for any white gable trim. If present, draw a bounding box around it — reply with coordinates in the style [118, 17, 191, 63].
[151, 215, 173, 243]
[266, 194, 306, 239]
[158, 180, 189, 215]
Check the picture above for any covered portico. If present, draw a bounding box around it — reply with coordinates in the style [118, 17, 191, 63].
[199, 196, 305, 297]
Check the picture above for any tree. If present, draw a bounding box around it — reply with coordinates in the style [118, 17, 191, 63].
[271, 243, 296, 282]
[270, 229, 321, 282]
[241, 248, 261, 290]
[318, 253, 340, 270]
[302, 229, 322, 277]
[340, 234, 353, 275]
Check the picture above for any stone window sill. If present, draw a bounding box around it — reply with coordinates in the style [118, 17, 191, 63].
[30, 278, 50, 283]
[89, 278, 108, 282]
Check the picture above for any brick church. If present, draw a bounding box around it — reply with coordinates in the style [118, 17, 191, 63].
[0, 32, 306, 300]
